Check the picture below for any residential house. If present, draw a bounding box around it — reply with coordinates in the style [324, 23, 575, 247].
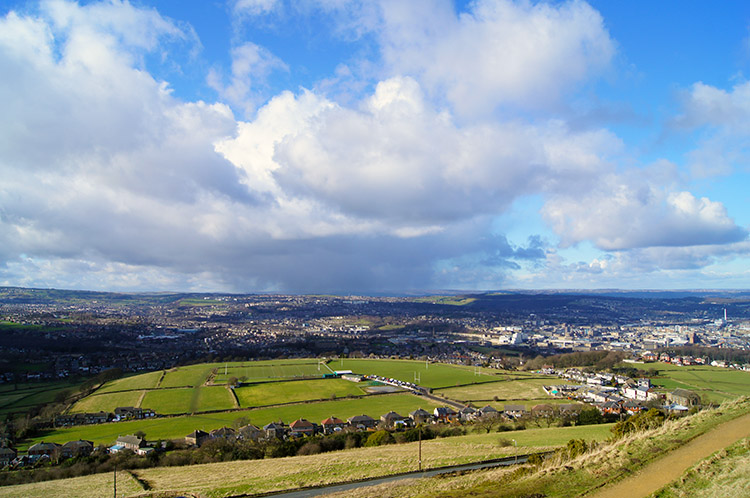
[531, 404, 555, 419]
[457, 406, 477, 422]
[0, 446, 17, 466]
[114, 407, 156, 420]
[409, 408, 434, 425]
[28, 442, 61, 460]
[320, 417, 346, 434]
[238, 424, 263, 441]
[558, 404, 582, 417]
[433, 406, 458, 423]
[667, 389, 701, 407]
[622, 400, 644, 415]
[263, 422, 288, 440]
[115, 435, 145, 452]
[185, 430, 209, 447]
[476, 405, 499, 419]
[61, 440, 94, 459]
[380, 411, 408, 429]
[598, 401, 621, 415]
[348, 414, 377, 430]
[209, 427, 236, 441]
[289, 419, 316, 437]
[503, 404, 527, 418]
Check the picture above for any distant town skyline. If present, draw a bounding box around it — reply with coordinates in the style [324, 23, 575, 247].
[1, 0, 749, 293]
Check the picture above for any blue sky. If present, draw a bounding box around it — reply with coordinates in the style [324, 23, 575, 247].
[0, 0, 749, 293]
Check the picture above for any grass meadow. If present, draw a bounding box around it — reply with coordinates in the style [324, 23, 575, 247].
[159, 364, 214, 388]
[0, 380, 78, 416]
[434, 376, 563, 402]
[69, 391, 143, 413]
[0, 469, 143, 498]
[234, 379, 366, 408]
[334, 358, 510, 388]
[196, 386, 236, 411]
[636, 362, 750, 403]
[95, 370, 162, 394]
[212, 361, 326, 384]
[141, 388, 193, 414]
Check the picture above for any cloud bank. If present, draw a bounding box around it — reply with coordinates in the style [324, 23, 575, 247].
[0, 0, 747, 292]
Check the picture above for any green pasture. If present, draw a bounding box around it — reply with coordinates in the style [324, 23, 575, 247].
[0, 380, 79, 415]
[160, 364, 213, 388]
[213, 362, 327, 384]
[334, 358, 508, 388]
[95, 370, 162, 393]
[638, 362, 750, 403]
[197, 386, 236, 412]
[234, 379, 365, 408]
[22, 393, 442, 449]
[141, 388, 194, 414]
[69, 391, 143, 413]
[434, 376, 561, 402]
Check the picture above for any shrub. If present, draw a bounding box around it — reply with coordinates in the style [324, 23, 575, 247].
[364, 430, 395, 447]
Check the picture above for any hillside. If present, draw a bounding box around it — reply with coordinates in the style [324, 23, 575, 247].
[1, 398, 748, 498]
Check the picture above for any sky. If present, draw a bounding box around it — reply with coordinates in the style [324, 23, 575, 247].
[0, 0, 749, 294]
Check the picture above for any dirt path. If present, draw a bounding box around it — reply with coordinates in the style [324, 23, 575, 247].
[135, 390, 146, 408]
[588, 411, 750, 498]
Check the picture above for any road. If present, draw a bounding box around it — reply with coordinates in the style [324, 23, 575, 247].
[245, 454, 536, 498]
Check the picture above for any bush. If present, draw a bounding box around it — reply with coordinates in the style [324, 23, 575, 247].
[364, 430, 395, 447]
[565, 438, 588, 458]
[578, 407, 604, 425]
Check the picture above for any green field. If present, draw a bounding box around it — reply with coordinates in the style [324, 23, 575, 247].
[334, 358, 507, 388]
[160, 364, 214, 388]
[213, 361, 327, 384]
[141, 388, 194, 414]
[434, 376, 561, 402]
[197, 386, 236, 412]
[639, 362, 750, 403]
[235, 378, 366, 408]
[69, 391, 143, 413]
[0, 380, 79, 415]
[95, 370, 162, 393]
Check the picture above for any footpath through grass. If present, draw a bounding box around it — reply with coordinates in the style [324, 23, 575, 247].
[651, 438, 750, 498]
